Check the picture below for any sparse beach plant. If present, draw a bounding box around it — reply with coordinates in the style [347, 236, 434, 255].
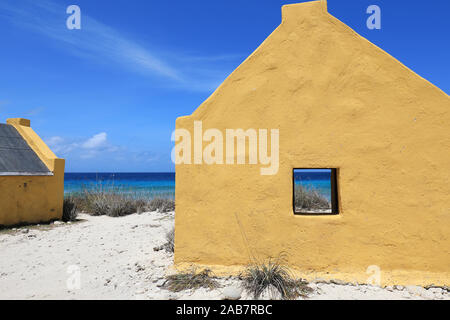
[87, 192, 110, 216]
[107, 198, 136, 217]
[163, 268, 219, 292]
[294, 185, 330, 211]
[163, 227, 175, 253]
[67, 191, 90, 213]
[87, 191, 137, 217]
[62, 197, 78, 222]
[64, 182, 175, 217]
[154, 227, 175, 253]
[241, 255, 312, 300]
[135, 199, 149, 214]
[147, 197, 175, 213]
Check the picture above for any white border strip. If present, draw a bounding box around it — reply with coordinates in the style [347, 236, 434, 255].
[0, 172, 54, 176]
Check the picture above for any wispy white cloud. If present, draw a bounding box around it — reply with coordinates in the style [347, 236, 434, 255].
[0, 0, 181, 81]
[45, 132, 156, 163]
[47, 132, 114, 155]
[174, 53, 245, 63]
[0, 0, 244, 92]
[45, 136, 64, 145]
[81, 132, 107, 149]
[45, 136, 76, 154]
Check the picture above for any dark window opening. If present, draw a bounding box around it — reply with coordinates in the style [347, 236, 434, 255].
[293, 168, 339, 215]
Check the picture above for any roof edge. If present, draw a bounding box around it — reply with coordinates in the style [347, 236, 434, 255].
[0, 172, 54, 176]
[281, 0, 327, 23]
[7, 118, 30, 127]
[6, 118, 65, 172]
[320, 3, 450, 98]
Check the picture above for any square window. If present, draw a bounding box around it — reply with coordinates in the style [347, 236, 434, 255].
[293, 168, 339, 215]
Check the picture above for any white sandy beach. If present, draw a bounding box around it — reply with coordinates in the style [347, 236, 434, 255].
[0, 211, 448, 300]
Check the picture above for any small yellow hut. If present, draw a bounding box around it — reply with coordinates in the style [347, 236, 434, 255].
[174, 1, 450, 286]
[0, 118, 65, 226]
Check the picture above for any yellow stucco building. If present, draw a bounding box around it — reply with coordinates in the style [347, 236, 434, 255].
[174, 1, 450, 286]
[0, 118, 65, 226]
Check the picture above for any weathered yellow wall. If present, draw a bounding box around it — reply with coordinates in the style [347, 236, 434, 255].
[174, 1, 450, 286]
[0, 119, 65, 226]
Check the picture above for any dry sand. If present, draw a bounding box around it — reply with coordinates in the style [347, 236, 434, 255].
[0, 212, 448, 300]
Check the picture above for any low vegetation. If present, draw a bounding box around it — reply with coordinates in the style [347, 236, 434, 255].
[294, 185, 330, 211]
[62, 197, 78, 222]
[163, 268, 219, 292]
[154, 227, 175, 253]
[164, 228, 175, 252]
[241, 256, 312, 300]
[147, 197, 175, 213]
[68, 184, 175, 217]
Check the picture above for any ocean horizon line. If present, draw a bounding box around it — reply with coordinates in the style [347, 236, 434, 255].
[65, 172, 176, 174]
[64, 172, 176, 195]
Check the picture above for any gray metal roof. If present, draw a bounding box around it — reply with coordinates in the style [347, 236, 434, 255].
[0, 123, 51, 175]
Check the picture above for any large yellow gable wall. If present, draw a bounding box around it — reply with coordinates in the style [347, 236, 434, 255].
[174, 1, 450, 285]
[0, 119, 65, 226]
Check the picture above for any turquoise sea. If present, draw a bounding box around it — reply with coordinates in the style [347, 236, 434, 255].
[294, 169, 332, 201]
[64, 173, 175, 199]
[65, 171, 331, 201]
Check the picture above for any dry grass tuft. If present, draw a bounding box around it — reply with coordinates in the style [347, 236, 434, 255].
[147, 197, 175, 213]
[163, 268, 219, 292]
[163, 227, 175, 253]
[294, 185, 330, 211]
[241, 255, 313, 300]
[154, 227, 175, 253]
[62, 197, 78, 222]
[68, 184, 175, 217]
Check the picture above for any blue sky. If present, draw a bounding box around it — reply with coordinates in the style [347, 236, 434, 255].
[0, 0, 448, 172]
